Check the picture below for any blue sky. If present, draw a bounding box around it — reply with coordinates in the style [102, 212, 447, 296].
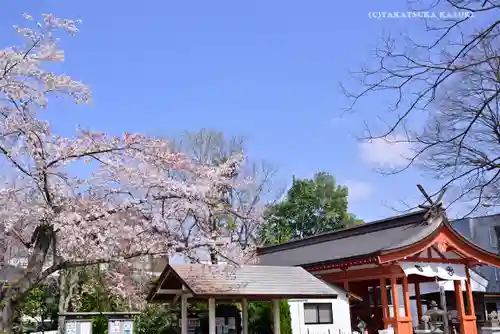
[1, 0, 481, 222]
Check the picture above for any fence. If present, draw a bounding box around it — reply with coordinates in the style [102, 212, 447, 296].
[305, 329, 362, 334]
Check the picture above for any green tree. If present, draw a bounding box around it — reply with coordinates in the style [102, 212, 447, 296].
[253, 172, 362, 334]
[260, 172, 362, 244]
[134, 305, 178, 334]
[16, 279, 59, 333]
[248, 301, 291, 334]
[75, 267, 126, 334]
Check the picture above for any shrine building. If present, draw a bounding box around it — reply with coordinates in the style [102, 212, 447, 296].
[257, 208, 500, 334]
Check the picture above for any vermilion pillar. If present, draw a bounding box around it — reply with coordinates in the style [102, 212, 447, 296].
[454, 279, 477, 334]
[380, 278, 389, 326]
[402, 276, 411, 317]
[465, 268, 476, 316]
[414, 282, 422, 322]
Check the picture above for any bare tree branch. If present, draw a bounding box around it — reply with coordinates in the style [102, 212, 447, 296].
[343, 0, 500, 216]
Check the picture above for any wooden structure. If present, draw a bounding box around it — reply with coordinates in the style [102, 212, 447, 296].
[258, 207, 500, 334]
[147, 264, 341, 334]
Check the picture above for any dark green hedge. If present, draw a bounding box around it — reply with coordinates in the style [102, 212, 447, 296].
[248, 300, 292, 334]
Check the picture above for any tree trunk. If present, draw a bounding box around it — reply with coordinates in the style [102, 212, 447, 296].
[58, 269, 79, 334]
[0, 296, 16, 333]
[57, 271, 67, 334]
[0, 225, 55, 332]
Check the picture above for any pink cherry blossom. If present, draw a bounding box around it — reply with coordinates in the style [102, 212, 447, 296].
[0, 14, 262, 330]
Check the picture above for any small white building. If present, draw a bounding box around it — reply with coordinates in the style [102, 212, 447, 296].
[288, 283, 360, 334]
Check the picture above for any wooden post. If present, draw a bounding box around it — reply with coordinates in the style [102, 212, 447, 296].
[402, 276, 411, 318]
[272, 299, 281, 334]
[454, 280, 466, 334]
[390, 277, 400, 319]
[372, 283, 380, 319]
[242, 298, 249, 334]
[209, 298, 216, 334]
[344, 281, 353, 328]
[414, 282, 422, 322]
[465, 268, 475, 316]
[380, 278, 389, 320]
[439, 284, 449, 334]
[181, 292, 188, 334]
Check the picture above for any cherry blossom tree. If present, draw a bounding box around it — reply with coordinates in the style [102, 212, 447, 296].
[172, 129, 282, 264]
[0, 14, 261, 331]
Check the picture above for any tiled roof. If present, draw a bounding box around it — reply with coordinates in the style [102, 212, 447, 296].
[148, 263, 340, 302]
[257, 210, 442, 267]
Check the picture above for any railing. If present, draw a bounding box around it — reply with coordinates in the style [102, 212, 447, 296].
[305, 329, 359, 334]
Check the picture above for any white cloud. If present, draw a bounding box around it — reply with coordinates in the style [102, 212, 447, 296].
[359, 135, 414, 168]
[343, 180, 374, 202]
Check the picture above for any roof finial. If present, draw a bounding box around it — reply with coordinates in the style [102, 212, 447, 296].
[417, 184, 447, 225]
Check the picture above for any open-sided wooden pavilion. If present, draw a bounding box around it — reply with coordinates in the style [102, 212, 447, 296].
[258, 208, 500, 334]
[147, 263, 342, 334]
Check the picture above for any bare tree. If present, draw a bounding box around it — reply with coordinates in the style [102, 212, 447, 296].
[172, 129, 283, 263]
[343, 0, 500, 215]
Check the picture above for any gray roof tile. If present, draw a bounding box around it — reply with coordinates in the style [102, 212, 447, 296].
[148, 263, 340, 301]
[257, 210, 441, 266]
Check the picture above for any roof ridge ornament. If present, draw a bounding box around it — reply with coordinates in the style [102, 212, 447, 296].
[417, 184, 447, 225]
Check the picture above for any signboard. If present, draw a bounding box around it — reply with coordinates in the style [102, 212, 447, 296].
[216, 317, 225, 334]
[81, 322, 92, 334]
[65, 320, 92, 334]
[65, 321, 76, 334]
[108, 319, 134, 334]
[8, 257, 28, 268]
[109, 320, 121, 333]
[123, 321, 133, 334]
[178, 317, 200, 334]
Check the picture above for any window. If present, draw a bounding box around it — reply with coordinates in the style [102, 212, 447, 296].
[303, 303, 333, 325]
[494, 267, 500, 288]
[494, 226, 500, 251]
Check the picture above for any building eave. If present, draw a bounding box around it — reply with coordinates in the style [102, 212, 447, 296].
[257, 210, 427, 255]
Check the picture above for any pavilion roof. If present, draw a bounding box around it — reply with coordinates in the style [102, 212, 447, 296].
[147, 263, 341, 302]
